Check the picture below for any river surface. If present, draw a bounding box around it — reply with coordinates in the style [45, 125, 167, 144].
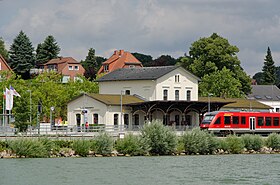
[0, 154, 279, 185]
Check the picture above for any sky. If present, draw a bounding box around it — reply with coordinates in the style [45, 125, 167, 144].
[1, 0, 280, 76]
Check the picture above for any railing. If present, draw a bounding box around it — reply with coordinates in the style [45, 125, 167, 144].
[0, 124, 195, 137]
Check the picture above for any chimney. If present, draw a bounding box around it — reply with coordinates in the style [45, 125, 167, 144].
[114, 50, 118, 55]
[119, 50, 124, 56]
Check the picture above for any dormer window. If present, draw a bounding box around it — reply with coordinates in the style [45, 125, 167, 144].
[175, 75, 180, 82]
[68, 66, 73, 70]
[74, 66, 79, 70]
[104, 65, 109, 72]
[129, 65, 135, 68]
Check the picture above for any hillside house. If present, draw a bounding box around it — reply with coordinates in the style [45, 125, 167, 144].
[97, 50, 143, 75]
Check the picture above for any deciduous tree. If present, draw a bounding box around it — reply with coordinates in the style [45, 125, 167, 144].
[0, 37, 9, 61]
[178, 33, 251, 96]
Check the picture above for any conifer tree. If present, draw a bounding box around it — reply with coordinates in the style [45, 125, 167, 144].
[9, 31, 35, 79]
[262, 47, 276, 85]
[0, 37, 9, 61]
[36, 35, 60, 66]
[81, 48, 98, 80]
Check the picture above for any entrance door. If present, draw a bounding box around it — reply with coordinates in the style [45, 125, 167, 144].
[175, 115, 180, 126]
[249, 117, 255, 130]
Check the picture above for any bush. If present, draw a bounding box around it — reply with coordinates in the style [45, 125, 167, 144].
[53, 140, 73, 148]
[115, 133, 146, 156]
[72, 139, 91, 157]
[241, 134, 263, 151]
[224, 135, 244, 154]
[182, 128, 218, 154]
[266, 133, 280, 150]
[8, 138, 48, 158]
[0, 140, 8, 152]
[141, 120, 177, 155]
[93, 132, 114, 155]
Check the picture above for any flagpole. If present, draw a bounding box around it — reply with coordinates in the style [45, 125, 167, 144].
[2, 88, 4, 127]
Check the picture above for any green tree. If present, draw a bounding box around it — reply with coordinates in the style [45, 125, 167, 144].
[178, 33, 251, 96]
[0, 37, 9, 61]
[253, 72, 264, 85]
[81, 48, 98, 80]
[9, 31, 35, 79]
[151, 55, 177, 66]
[132, 52, 153, 66]
[199, 67, 242, 98]
[35, 35, 60, 66]
[262, 47, 276, 85]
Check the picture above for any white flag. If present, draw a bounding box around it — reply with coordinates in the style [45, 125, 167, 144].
[10, 86, 21, 97]
[5, 88, 13, 110]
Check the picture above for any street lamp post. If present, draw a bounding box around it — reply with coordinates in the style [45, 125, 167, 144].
[208, 93, 213, 112]
[27, 90, 32, 124]
[119, 90, 125, 139]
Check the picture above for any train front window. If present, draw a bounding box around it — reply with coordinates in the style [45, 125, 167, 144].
[202, 115, 215, 124]
[214, 117, 221, 124]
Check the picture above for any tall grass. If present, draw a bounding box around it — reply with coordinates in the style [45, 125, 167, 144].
[115, 133, 147, 156]
[241, 134, 263, 151]
[72, 139, 91, 157]
[266, 133, 280, 150]
[224, 135, 244, 154]
[8, 138, 48, 158]
[93, 132, 114, 155]
[182, 128, 218, 154]
[140, 120, 177, 155]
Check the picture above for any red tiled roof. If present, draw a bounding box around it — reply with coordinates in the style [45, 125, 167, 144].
[97, 50, 143, 74]
[0, 54, 12, 71]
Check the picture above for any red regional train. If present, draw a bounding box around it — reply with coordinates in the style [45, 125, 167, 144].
[200, 111, 280, 135]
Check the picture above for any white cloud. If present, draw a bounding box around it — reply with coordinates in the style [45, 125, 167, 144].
[1, 0, 280, 76]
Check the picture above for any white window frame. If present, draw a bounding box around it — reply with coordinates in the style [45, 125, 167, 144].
[68, 66, 73, 70]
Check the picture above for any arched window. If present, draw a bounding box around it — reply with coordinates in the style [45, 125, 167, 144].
[175, 90, 179, 100]
[114, 114, 118, 125]
[93, 113, 98, 124]
[186, 90, 191, 101]
[163, 89, 168, 100]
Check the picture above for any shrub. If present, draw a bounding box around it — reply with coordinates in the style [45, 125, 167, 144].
[115, 133, 146, 156]
[38, 137, 60, 155]
[9, 138, 48, 158]
[93, 132, 114, 155]
[224, 135, 244, 154]
[140, 120, 177, 155]
[182, 128, 218, 154]
[266, 133, 280, 150]
[53, 140, 73, 148]
[241, 134, 263, 151]
[72, 139, 91, 157]
[0, 140, 8, 152]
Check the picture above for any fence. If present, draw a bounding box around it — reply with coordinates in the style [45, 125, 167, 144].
[0, 124, 195, 137]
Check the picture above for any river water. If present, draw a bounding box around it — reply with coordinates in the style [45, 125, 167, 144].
[0, 154, 279, 185]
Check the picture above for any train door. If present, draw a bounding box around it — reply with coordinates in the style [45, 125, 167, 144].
[249, 117, 255, 130]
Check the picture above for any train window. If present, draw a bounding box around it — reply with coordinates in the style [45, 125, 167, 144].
[257, 117, 264, 126]
[241, 116, 246, 125]
[233, 116, 239, 124]
[214, 117, 221, 124]
[273, 117, 279, 126]
[224, 116, 231, 125]
[265, 117, 272, 126]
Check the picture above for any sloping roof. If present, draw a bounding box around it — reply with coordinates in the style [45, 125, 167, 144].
[70, 93, 145, 106]
[247, 85, 280, 101]
[97, 66, 200, 82]
[198, 97, 272, 109]
[45, 57, 81, 65]
[97, 50, 142, 74]
[0, 54, 12, 71]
